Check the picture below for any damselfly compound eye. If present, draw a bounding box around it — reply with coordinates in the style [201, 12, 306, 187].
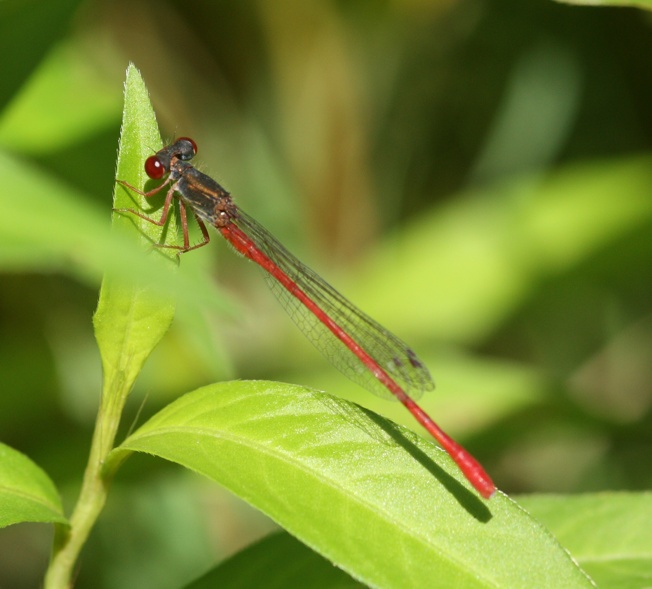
[178, 137, 198, 157]
[145, 155, 165, 179]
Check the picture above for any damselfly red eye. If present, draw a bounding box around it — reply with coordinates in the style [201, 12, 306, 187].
[145, 155, 165, 179]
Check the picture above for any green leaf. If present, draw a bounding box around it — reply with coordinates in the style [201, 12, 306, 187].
[112, 381, 594, 589]
[185, 531, 365, 588]
[520, 493, 652, 589]
[0, 442, 67, 528]
[93, 64, 177, 402]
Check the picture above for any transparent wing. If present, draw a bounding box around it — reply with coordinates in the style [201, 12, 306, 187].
[230, 208, 434, 401]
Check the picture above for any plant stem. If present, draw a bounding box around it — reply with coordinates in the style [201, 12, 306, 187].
[44, 375, 129, 589]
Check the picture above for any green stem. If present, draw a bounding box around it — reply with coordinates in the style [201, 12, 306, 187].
[44, 375, 129, 589]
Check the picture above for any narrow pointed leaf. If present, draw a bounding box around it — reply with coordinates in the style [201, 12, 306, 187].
[93, 64, 177, 396]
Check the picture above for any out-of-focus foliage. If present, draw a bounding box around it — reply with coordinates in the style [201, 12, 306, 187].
[1, 0, 651, 588]
[521, 492, 652, 589]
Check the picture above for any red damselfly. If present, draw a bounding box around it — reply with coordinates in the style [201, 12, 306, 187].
[116, 137, 496, 499]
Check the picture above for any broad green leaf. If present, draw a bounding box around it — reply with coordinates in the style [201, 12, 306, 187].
[93, 64, 177, 401]
[111, 381, 594, 589]
[185, 531, 365, 588]
[0, 442, 67, 528]
[520, 493, 652, 589]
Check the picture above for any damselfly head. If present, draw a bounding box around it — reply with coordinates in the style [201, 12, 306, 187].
[144, 137, 198, 180]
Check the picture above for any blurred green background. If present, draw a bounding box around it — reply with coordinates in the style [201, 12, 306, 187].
[2, 0, 652, 587]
